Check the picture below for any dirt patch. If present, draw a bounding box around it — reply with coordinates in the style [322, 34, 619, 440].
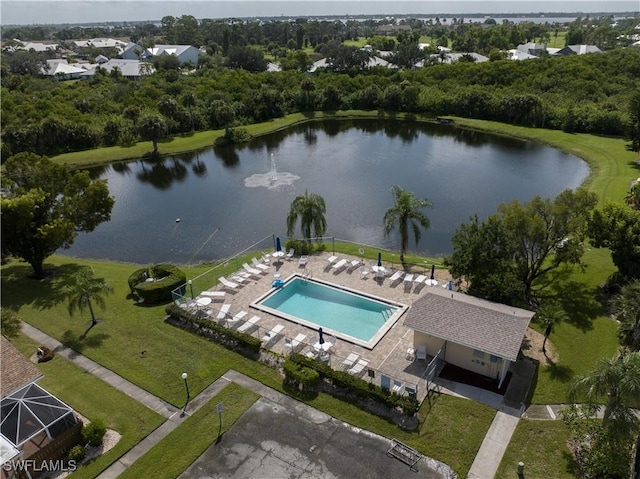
[521, 327, 559, 365]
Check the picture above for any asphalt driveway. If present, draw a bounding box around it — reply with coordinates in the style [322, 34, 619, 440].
[179, 396, 453, 479]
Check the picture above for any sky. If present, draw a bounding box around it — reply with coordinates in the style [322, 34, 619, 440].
[1, 0, 638, 26]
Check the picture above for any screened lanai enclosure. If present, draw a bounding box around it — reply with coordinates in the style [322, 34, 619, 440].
[1, 383, 79, 465]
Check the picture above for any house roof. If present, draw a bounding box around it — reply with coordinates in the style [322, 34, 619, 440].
[79, 59, 154, 78]
[1, 336, 43, 398]
[42, 59, 88, 76]
[403, 288, 534, 361]
[147, 44, 196, 57]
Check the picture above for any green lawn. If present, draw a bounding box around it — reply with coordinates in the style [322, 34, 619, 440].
[119, 383, 259, 479]
[6, 115, 636, 476]
[495, 420, 576, 479]
[8, 334, 165, 479]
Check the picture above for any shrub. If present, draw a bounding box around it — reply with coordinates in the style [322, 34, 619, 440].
[165, 303, 262, 356]
[67, 445, 86, 462]
[214, 127, 252, 146]
[82, 419, 106, 447]
[1, 309, 20, 338]
[129, 264, 186, 303]
[283, 239, 325, 256]
[283, 359, 320, 389]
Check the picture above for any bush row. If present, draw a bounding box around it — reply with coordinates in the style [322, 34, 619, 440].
[164, 303, 262, 357]
[284, 353, 420, 417]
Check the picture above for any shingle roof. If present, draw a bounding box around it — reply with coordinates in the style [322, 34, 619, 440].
[1, 336, 43, 398]
[403, 288, 534, 361]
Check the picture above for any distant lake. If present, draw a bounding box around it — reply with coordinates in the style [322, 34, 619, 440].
[63, 119, 589, 265]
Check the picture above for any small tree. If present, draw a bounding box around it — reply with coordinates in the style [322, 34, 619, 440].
[1, 309, 21, 338]
[535, 302, 568, 355]
[383, 185, 432, 263]
[138, 114, 167, 155]
[611, 280, 640, 351]
[286, 190, 327, 242]
[62, 268, 114, 328]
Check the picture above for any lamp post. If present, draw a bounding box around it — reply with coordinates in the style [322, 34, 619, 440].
[187, 279, 193, 299]
[181, 372, 190, 417]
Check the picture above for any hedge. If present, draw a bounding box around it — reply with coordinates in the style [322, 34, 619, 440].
[128, 264, 186, 304]
[285, 353, 420, 417]
[164, 303, 262, 357]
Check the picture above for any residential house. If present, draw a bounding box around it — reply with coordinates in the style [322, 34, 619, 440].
[143, 44, 200, 65]
[79, 59, 155, 80]
[555, 44, 603, 55]
[41, 59, 90, 80]
[516, 42, 547, 56]
[1, 337, 81, 479]
[403, 288, 534, 389]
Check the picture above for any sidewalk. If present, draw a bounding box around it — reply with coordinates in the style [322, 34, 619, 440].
[21, 322, 177, 418]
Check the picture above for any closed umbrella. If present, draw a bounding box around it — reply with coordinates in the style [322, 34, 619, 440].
[377, 252, 382, 267]
[430, 264, 435, 280]
[276, 237, 282, 252]
[318, 327, 324, 345]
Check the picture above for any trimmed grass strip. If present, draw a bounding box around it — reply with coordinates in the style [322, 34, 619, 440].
[118, 383, 259, 479]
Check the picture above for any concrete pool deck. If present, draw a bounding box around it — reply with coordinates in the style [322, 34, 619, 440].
[192, 252, 493, 405]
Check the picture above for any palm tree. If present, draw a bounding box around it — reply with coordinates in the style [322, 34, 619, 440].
[181, 92, 196, 131]
[569, 351, 640, 425]
[63, 268, 114, 328]
[383, 185, 433, 263]
[624, 182, 640, 210]
[535, 302, 569, 355]
[286, 190, 327, 242]
[138, 114, 167, 155]
[612, 280, 640, 351]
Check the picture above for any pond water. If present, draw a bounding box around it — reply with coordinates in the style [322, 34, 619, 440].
[64, 119, 589, 265]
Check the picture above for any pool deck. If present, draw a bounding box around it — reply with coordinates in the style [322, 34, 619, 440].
[195, 252, 454, 403]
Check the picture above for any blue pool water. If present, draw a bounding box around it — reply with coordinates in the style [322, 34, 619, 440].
[256, 277, 400, 342]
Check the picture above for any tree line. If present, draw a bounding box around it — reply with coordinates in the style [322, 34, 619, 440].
[2, 46, 639, 160]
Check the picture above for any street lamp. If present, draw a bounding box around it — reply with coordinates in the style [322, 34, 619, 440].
[181, 372, 190, 417]
[187, 279, 194, 299]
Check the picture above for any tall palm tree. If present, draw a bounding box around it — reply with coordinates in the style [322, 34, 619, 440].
[536, 302, 569, 355]
[569, 351, 640, 425]
[612, 280, 640, 351]
[286, 190, 327, 242]
[383, 185, 433, 262]
[63, 268, 114, 328]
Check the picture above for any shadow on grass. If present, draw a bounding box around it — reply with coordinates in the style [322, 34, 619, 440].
[545, 363, 574, 383]
[524, 361, 540, 406]
[535, 267, 605, 332]
[1, 262, 88, 311]
[61, 329, 110, 354]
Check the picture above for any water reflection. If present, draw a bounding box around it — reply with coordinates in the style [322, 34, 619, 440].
[68, 119, 588, 264]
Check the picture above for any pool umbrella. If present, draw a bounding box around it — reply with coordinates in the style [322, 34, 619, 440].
[318, 327, 325, 345]
[430, 264, 435, 280]
[276, 237, 282, 252]
[377, 252, 382, 267]
[448, 280, 453, 291]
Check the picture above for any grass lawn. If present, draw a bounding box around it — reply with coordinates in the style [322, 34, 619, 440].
[8, 115, 636, 476]
[495, 420, 575, 479]
[7, 334, 165, 479]
[119, 383, 259, 479]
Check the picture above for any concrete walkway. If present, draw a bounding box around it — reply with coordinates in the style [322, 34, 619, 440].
[466, 406, 521, 479]
[19, 322, 529, 479]
[21, 322, 177, 419]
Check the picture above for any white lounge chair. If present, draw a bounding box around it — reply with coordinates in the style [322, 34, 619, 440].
[200, 291, 226, 300]
[285, 333, 306, 352]
[349, 259, 361, 270]
[262, 324, 284, 343]
[347, 358, 369, 376]
[242, 263, 261, 276]
[218, 276, 238, 290]
[360, 268, 369, 279]
[237, 315, 260, 332]
[403, 273, 414, 284]
[285, 248, 295, 260]
[389, 270, 404, 284]
[414, 275, 426, 284]
[227, 310, 247, 326]
[332, 258, 347, 271]
[216, 303, 231, 321]
[251, 257, 270, 272]
[341, 352, 359, 370]
[299, 255, 308, 266]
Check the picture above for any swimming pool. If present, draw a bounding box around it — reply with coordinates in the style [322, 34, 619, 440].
[251, 275, 407, 349]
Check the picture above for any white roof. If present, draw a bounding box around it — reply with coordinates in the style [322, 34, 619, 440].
[266, 62, 281, 72]
[43, 59, 87, 76]
[508, 49, 537, 61]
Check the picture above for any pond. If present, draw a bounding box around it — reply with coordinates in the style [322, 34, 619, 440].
[64, 119, 589, 265]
